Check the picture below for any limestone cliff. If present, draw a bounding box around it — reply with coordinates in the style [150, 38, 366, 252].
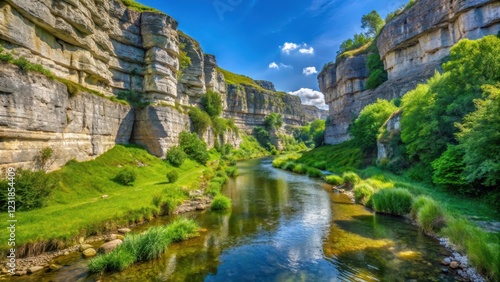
[0, 0, 321, 169]
[319, 0, 500, 144]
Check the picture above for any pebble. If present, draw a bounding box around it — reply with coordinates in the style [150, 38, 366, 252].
[450, 261, 460, 269]
[27, 266, 44, 274]
[82, 248, 97, 258]
[118, 228, 131, 234]
[102, 195, 109, 199]
[79, 244, 93, 252]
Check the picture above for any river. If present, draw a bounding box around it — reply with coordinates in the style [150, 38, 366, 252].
[17, 158, 455, 281]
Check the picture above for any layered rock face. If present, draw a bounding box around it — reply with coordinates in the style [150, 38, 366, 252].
[0, 65, 133, 171]
[320, 0, 500, 144]
[0, 0, 326, 169]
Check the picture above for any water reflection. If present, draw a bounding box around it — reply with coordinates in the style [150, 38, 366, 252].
[14, 158, 454, 281]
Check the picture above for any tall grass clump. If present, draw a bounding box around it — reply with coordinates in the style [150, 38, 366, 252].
[416, 200, 446, 233]
[225, 166, 238, 177]
[325, 175, 344, 185]
[410, 196, 435, 220]
[211, 195, 231, 210]
[88, 218, 199, 273]
[371, 188, 413, 216]
[292, 163, 307, 174]
[206, 182, 222, 197]
[306, 167, 324, 178]
[342, 171, 361, 188]
[353, 184, 374, 206]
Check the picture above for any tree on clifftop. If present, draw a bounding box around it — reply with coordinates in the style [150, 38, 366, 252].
[361, 10, 385, 37]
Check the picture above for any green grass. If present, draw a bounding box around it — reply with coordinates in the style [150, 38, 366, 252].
[211, 195, 232, 211]
[297, 141, 362, 173]
[324, 175, 344, 185]
[371, 188, 413, 216]
[342, 171, 361, 186]
[416, 200, 446, 234]
[0, 145, 206, 254]
[217, 67, 268, 92]
[119, 0, 164, 13]
[88, 218, 199, 273]
[306, 167, 324, 178]
[232, 134, 270, 160]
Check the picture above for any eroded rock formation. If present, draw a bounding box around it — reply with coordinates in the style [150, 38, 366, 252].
[319, 0, 500, 144]
[0, 0, 325, 170]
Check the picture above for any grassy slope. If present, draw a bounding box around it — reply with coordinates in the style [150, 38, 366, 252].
[217, 67, 268, 92]
[0, 145, 207, 250]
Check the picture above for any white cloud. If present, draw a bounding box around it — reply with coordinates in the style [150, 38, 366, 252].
[280, 42, 314, 55]
[299, 47, 314, 54]
[269, 62, 279, 69]
[280, 42, 299, 54]
[288, 88, 328, 110]
[303, 66, 318, 76]
[268, 62, 293, 70]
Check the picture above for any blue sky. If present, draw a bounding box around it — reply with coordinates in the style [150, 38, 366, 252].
[141, 0, 408, 109]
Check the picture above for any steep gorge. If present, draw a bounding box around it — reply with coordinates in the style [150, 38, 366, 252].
[319, 0, 500, 144]
[0, 0, 325, 171]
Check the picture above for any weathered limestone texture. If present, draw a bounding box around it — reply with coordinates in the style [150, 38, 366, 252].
[0, 65, 133, 171]
[320, 0, 500, 144]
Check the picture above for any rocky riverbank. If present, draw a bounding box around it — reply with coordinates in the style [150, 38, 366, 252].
[0, 195, 213, 277]
[330, 184, 486, 282]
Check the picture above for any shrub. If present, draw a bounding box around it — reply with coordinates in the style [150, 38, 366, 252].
[225, 166, 238, 177]
[166, 170, 179, 183]
[371, 188, 414, 216]
[353, 184, 374, 206]
[0, 169, 56, 211]
[179, 131, 209, 164]
[342, 171, 361, 187]
[188, 107, 211, 136]
[206, 182, 222, 196]
[114, 168, 136, 186]
[325, 175, 344, 185]
[306, 167, 323, 178]
[416, 200, 446, 233]
[166, 146, 187, 167]
[282, 161, 296, 171]
[211, 176, 227, 186]
[0, 52, 13, 63]
[292, 163, 307, 174]
[264, 113, 283, 129]
[211, 195, 231, 210]
[200, 91, 223, 117]
[117, 90, 144, 106]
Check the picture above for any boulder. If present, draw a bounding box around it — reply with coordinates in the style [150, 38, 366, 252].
[82, 248, 97, 258]
[449, 261, 460, 269]
[98, 239, 123, 254]
[117, 228, 132, 234]
[27, 266, 44, 274]
[79, 244, 93, 252]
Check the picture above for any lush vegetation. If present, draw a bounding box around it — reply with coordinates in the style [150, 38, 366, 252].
[189, 107, 212, 136]
[119, 0, 164, 13]
[338, 11, 384, 55]
[366, 53, 388, 89]
[217, 67, 268, 91]
[350, 99, 398, 153]
[166, 146, 187, 167]
[201, 91, 223, 117]
[211, 195, 232, 210]
[88, 218, 199, 273]
[294, 119, 326, 148]
[166, 170, 179, 183]
[179, 131, 210, 165]
[400, 35, 500, 198]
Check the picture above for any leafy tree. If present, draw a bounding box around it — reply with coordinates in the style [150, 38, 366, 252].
[264, 113, 283, 130]
[431, 145, 471, 193]
[179, 131, 209, 164]
[339, 33, 370, 54]
[361, 10, 385, 37]
[188, 107, 211, 136]
[350, 99, 398, 153]
[201, 91, 223, 117]
[456, 84, 500, 187]
[253, 126, 271, 150]
[166, 146, 187, 167]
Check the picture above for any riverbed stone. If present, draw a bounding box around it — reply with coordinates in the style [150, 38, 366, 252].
[83, 248, 97, 258]
[118, 228, 132, 234]
[15, 270, 27, 276]
[450, 261, 460, 269]
[79, 244, 93, 252]
[108, 234, 124, 241]
[49, 264, 62, 271]
[27, 266, 44, 274]
[98, 239, 123, 254]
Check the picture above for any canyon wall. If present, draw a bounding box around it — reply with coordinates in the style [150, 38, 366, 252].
[319, 0, 500, 144]
[0, 0, 325, 169]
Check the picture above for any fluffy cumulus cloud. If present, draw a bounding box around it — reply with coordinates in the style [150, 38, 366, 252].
[268, 62, 293, 70]
[280, 42, 299, 54]
[269, 62, 279, 69]
[302, 66, 318, 76]
[280, 42, 314, 55]
[288, 88, 328, 110]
